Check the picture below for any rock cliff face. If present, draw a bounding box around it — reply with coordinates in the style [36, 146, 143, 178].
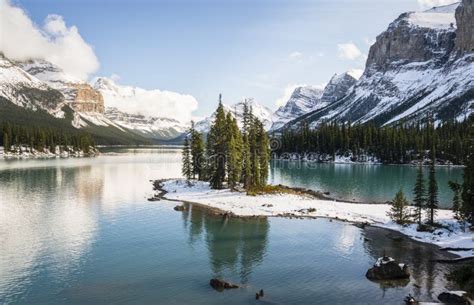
[455, 0, 474, 52]
[70, 84, 105, 113]
[17, 59, 105, 114]
[284, 2, 473, 129]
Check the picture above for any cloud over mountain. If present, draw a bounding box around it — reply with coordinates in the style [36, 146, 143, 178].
[0, 0, 99, 80]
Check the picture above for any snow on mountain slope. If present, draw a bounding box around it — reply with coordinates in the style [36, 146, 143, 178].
[0, 54, 65, 116]
[271, 86, 323, 130]
[195, 99, 273, 132]
[93, 77, 197, 123]
[105, 107, 187, 140]
[272, 72, 357, 130]
[284, 1, 473, 130]
[408, 3, 458, 29]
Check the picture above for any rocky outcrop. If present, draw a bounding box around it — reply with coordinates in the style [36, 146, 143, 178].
[209, 279, 239, 291]
[455, 0, 474, 53]
[366, 256, 410, 280]
[17, 59, 105, 114]
[70, 83, 104, 113]
[438, 291, 469, 304]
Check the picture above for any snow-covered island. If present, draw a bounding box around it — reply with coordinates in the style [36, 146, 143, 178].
[157, 179, 474, 258]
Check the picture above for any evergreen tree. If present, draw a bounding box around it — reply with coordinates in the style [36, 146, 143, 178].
[448, 181, 464, 223]
[427, 146, 438, 224]
[208, 94, 227, 189]
[3, 131, 9, 152]
[226, 116, 243, 190]
[256, 119, 270, 187]
[412, 164, 426, 225]
[462, 123, 474, 224]
[388, 189, 411, 224]
[190, 121, 205, 180]
[182, 136, 192, 179]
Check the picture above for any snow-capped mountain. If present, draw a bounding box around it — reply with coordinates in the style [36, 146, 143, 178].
[105, 107, 187, 140]
[0, 54, 65, 116]
[94, 77, 190, 140]
[195, 99, 273, 132]
[284, 1, 473, 129]
[271, 72, 358, 130]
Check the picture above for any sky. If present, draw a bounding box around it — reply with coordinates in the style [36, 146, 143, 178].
[0, 0, 458, 120]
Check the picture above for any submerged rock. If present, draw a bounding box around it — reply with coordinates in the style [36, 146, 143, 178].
[366, 256, 410, 281]
[173, 205, 185, 211]
[209, 279, 239, 291]
[438, 291, 469, 304]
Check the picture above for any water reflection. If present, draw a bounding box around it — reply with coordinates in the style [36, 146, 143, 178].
[184, 205, 269, 283]
[0, 165, 100, 300]
[361, 226, 457, 301]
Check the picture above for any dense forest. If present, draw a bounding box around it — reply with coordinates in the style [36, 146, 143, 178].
[183, 96, 270, 192]
[0, 97, 150, 148]
[274, 116, 473, 164]
[1, 121, 94, 154]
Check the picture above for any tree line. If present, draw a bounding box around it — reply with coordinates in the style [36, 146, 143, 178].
[275, 117, 472, 164]
[182, 96, 270, 192]
[1, 122, 95, 154]
[388, 123, 474, 230]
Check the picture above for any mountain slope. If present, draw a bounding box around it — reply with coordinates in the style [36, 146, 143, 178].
[94, 77, 190, 140]
[272, 72, 358, 130]
[284, 1, 473, 129]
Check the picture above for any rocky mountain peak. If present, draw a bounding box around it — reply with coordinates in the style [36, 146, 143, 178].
[366, 3, 458, 75]
[455, 0, 474, 52]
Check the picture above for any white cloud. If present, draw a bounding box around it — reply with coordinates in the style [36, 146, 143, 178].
[337, 43, 363, 60]
[0, 0, 99, 80]
[98, 78, 198, 123]
[289, 51, 303, 60]
[417, 0, 458, 8]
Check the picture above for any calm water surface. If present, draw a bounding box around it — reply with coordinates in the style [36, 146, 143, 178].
[0, 148, 460, 304]
[270, 160, 463, 208]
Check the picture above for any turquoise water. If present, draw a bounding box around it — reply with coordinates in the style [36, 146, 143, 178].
[269, 160, 463, 208]
[0, 149, 459, 304]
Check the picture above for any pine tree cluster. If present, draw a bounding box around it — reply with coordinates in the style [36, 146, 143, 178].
[182, 96, 270, 192]
[1, 122, 94, 154]
[276, 117, 472, 164]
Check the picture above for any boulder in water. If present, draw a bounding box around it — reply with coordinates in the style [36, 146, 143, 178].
[209, 279, 239, 291]
[438, 291, 469, 304]
[366, 256, 410, 280]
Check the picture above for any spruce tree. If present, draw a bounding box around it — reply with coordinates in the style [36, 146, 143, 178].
[257, 119, 270, 187]
[182, 136, 192, 179]
[427, 146, 438, 224]
[226, 116, 242, 190]
[3, 131, 9, 152]
[208, 95, 227, 189]
[462, 122, 474, 224]
[387, 189, 410, 225]
[448, 181, 464, 223]
[190, 121, 205, 180]
[412, 164, 426, 225]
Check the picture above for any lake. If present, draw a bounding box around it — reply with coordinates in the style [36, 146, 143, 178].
[0, 148, 461, 304]
[270, 160, 463, 208]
